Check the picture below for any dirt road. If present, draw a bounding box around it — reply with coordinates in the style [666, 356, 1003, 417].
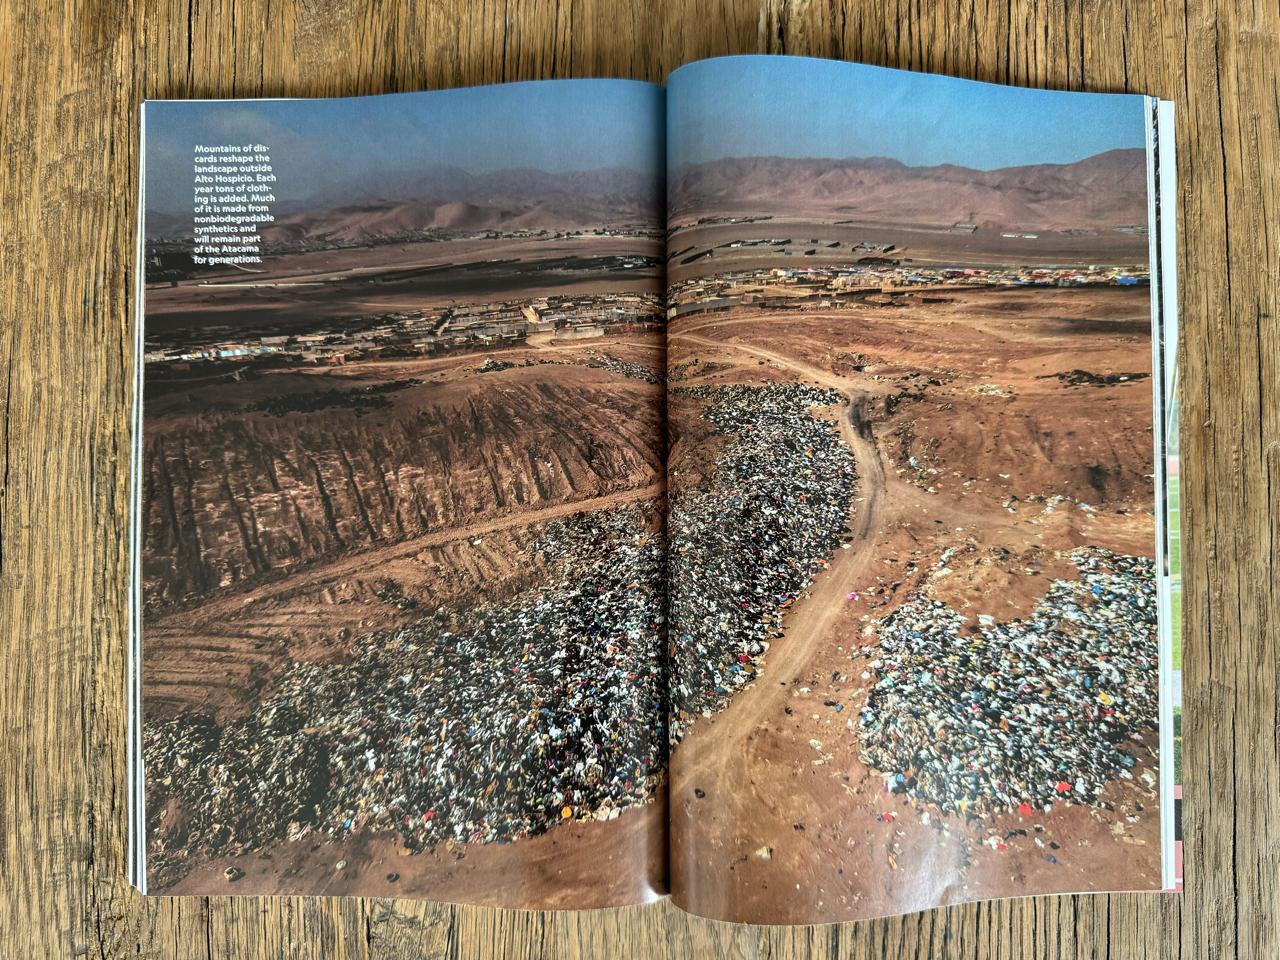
[668, 331, 891, 788]
[151, 479, 665, 629]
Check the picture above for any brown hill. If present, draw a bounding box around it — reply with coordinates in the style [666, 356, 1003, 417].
[255, 166, 658, 245]
[262, 199, 531, 244]
[669, 148, 1148, 231]
[147, 165, 659, 245]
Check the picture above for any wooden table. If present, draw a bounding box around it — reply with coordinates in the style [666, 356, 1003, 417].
[2, 1, 1274, 957]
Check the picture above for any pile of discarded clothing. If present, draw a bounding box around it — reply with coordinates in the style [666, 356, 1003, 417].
[145, 505, 666, 885]
[583, 353, 664, 384]
[857, 547, 1159, 818]
[668, 382, 857, 742]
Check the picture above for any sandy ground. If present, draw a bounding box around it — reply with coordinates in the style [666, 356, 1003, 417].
[142, 337, 669, 721]
[666, 217, 1147, 286]
[665, 285, 1162, 923]
[142, 333, 671, 901]
[163, 795, 667, 909]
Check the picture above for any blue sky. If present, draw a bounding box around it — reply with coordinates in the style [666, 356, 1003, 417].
[668, 55, 1147, 170]
[145, 79, 664, 213]
[144, 58, 1148, 215]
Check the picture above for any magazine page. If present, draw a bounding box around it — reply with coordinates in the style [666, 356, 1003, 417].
[663, 55, 1175, 923]
[132, 80, 670, 906]
[1149, 97, 1182, 891]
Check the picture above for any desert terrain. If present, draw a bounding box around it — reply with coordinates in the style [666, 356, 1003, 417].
[141, 329, 672, 903]
[142, 339, 664, 714]
[139, 135, 1167, 913]
[665, 283, 1162, 923]
[146, 233, 662, 342]
[666, 149, 1150, 280]
[141, 157, 675, 903]
[668, 149, 1148, 232]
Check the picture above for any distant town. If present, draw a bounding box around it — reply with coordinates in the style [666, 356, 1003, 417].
[144, 225, 664, 284]
[668, 261, 1149, 320]
[143, 290, 664, 366]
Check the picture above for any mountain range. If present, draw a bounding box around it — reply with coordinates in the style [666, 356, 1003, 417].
[265, 165, 663, 242]
[669, 148, 1148, 231]
[146, 165, 661, 243]
[148, 149, 1148, 245]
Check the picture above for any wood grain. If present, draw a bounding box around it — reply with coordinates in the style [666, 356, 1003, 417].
[1, 0, 1274, 956]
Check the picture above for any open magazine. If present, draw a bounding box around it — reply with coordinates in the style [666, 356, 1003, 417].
[129, 54, 1182, 923]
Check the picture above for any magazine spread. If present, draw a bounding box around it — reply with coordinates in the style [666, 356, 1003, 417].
[129, 55, 1180, 923]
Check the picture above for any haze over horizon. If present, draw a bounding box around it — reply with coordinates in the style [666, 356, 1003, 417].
[144, 79, 666, 216]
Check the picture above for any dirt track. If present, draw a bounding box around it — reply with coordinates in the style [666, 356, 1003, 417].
[668, 331, 889, 788]
[152, 479, 664, 626]
[141, 334, 676, 902]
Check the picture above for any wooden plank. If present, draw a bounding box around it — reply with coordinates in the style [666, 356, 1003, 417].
[1, 0, 1274, 956]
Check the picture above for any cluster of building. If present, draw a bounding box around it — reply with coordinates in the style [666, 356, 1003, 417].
[144, 291, 664, 366]
[668, 262, 1149, 319]
[146, 225, 663, 269]
[666, 213, 775, 233]
[668, 236, 895, 267]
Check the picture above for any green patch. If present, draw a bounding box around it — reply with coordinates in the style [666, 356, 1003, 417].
[1171, 589, 1182, 670]
[1166, 472, 1182, 578]
[1173, 707, 1183, 784]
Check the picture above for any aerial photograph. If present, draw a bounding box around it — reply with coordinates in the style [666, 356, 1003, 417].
[139, 81, 669, 904]
[663, 57, 1163, 922]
